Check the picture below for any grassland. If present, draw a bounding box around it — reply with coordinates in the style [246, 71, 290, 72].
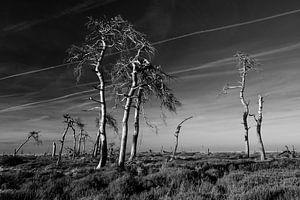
[1, 152, 300, 200]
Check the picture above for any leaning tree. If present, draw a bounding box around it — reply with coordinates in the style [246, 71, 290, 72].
[57, 114, 75, 165]
[222, 52, 259, 158]
[14, 131, 41, 156]
[67, 16, 143, 168]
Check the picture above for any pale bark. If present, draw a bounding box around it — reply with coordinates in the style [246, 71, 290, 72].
[172, 116, 193, 157]
[96, 40, 108, 169]
[71, 126, 76, 159]
[57, 126, 70, 165]
[129, 88, 142, 161]
[82, 137, 86, 154]
[77, 130, 83, 155]
[118, 62, 138, 168]
[239, 61, 250, 158]
[254, 95, 266, 161]
[52, 142, 56, 158]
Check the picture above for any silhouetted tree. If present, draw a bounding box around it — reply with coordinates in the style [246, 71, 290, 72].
[57, 114, 75, 165]
[14, 131, 41, 155]
[222, 52, 258, 158]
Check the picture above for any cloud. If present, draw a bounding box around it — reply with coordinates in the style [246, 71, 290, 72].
[2, 0, 118, 32]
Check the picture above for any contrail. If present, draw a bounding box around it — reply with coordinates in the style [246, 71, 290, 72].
[0, 63, 72, 81]
[152, 8, 300, 45]
[1, 7, 300, 81]
[0, 89, 95, 113]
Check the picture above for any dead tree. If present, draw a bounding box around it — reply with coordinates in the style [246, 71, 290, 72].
[279, 145, 296, 158]
[250, 95, 266, 161]
[14, 131, 41, 155]
[75, 118, 85, 156]
[173, 116, 193, 157]
[67, 16, 144, 169]
[128, 64, 181, 161]
[52, 142, 56, 158]
[222, 52, 258, 158]
[108, 33, 154, 168]
[57, 114, 75, 165]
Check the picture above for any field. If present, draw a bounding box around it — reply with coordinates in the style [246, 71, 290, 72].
[1, 152, 300, 200]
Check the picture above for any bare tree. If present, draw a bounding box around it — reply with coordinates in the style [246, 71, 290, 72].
[173, 116, 193, 157]
[91, 113, 118, 159]
[67, 16, 144, 168]
[52, 142, 56, 158]
[75, 118, 85, 155]
[250, 95, 266, 161]
[14, 131, 41, 155]
[222, 52, 258, 158]
[57, 114, 75, 165]
[126, 63, 181, 161]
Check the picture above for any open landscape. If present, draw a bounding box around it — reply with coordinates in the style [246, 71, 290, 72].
[2, 1, 300, 199]
[2, 152, 300, 200]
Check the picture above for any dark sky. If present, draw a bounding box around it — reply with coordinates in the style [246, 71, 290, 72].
[1, 0, 300, 154]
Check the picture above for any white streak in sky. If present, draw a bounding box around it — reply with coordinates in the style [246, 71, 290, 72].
[170, 42, 300, 75]
[0, 89, 96, 113]
[1, 8, 300, 81]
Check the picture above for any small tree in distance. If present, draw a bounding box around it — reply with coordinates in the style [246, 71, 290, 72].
[57, 114, 75, 165]
[14, 131, 41, 156]
[173, 116, 193, 158]
[222, 52, 259, 158]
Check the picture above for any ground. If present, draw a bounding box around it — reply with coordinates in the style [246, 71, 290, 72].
[1, 152, 300, 200]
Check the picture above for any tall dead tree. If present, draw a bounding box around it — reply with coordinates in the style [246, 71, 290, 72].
[57, 114, 75, 165]
[127, 62, 181, 161]
[173, 116, 193, 157]
[223, 52, 258, 158]
[109, 30, 155, 168]
[14, 131, 41, 156]
[67, 16, 136, 168]
[250, 95, 266, 160]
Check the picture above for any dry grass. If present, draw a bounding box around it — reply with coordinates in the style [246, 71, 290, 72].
[1, 152, 300, 200]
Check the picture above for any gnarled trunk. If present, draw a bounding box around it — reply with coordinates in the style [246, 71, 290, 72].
[95, 41, 108, 169]
[118, 63, 138, 168]
[129, 88, 142, 161]
[57, 125, 70, 165]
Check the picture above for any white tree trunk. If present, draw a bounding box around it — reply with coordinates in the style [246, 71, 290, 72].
[118, 63, 138, 168]
[96, 71, 108, 169]
[71, 126, 76, 159]
[240, 62, 250, 158]
[52, 142, 56, 158]
[95, 41, 108, 169]
[129, 88, 142, 161]
[256, 95, 266, 160]
[57, 126, 69, 165]
[77, 130, 83, 155]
